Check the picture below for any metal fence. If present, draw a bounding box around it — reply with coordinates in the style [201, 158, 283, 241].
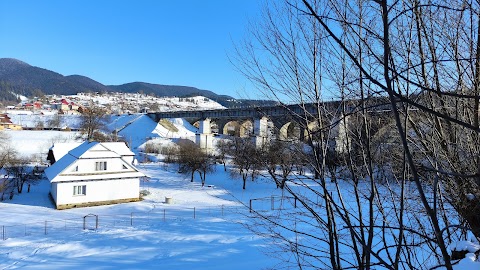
[0, 204, 245, 241]
[1, 217, 84, 240]
[1, 195, 297, 241]
[249, 195, 297, 213]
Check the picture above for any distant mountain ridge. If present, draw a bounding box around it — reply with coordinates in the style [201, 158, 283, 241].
[108, 82, 233, 103]
[0, 58, 277, 108]
[0, 58, 111, 101]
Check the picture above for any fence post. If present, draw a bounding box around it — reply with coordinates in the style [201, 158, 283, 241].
[130, 212, 133, 226]
[193, 207, 196, 219]
[294, 197, 297, 208]
[249, 199, 252, 213]
[44, 221, 47, 235]
[221, 205, 224, 216]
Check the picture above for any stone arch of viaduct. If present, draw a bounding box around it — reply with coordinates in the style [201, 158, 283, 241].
[146, 103, 344, 141]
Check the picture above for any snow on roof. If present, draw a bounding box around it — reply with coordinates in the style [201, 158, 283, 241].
[68, 141, 120, 159]
[45, 141, 145, 183]
[50, 142, 82, 161]
[44, 153, 77, 181]
[51, 142, 134, 161]
[102, 142, 135, 156]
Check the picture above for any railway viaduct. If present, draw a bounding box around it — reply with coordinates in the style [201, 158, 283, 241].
[147, 102, 345, 140]
[146, 100, 393, 151]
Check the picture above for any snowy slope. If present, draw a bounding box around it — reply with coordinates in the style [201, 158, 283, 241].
[4, 130, 81, 159]
[117, 115, 160, 151]
[105, 114, 143, 133]
[117, 115, 198, 151]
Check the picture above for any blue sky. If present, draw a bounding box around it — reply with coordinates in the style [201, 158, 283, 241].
[0, 0, 262, 98]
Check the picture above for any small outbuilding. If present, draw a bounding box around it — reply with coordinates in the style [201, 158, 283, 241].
[45, 141, 145, 210]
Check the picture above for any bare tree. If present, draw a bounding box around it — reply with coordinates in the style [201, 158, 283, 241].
[79, 103, 107, 141]
[215, 139, 230, 171]
[227, 137, 260, 190]
[47, 113, 63, 130]
[5, 156, 31, 194]
[258, 140, 297, 189]
[0, 131, 16, 171]
[161, 145, 179, 164]
[177, 140, 201, 182]
[0, 131, 16, 200]
[197, 153, 215, 187]
[176, 140, 214, 186]
[231, 0, 480, 269]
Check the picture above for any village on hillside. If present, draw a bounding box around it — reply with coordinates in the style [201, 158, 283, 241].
[0, 92, 225, 131]
[3, 91, 224, 116]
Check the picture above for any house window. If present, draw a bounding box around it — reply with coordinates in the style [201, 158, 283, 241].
[73, 185, 86, 196]
[95, 161, 107, 171]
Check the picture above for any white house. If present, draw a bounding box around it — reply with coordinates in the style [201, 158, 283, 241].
[45, 141, 145, 210]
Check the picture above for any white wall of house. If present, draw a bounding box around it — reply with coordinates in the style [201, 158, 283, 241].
[53, 177, 140, 207]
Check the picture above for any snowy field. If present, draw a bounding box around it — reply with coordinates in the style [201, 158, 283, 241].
[0, 163, 282, 270]
[2, 116, 479, 269]
[4, 130, 81, 159]
[0, 121, 281, 270]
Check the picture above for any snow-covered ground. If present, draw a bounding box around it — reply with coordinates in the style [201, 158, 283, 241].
[0, 122, 282, 270]
[4, 130, 81, 160]
[7, 113, 82, 130]
[2, 117, 480, 269]
[0, 164, 280, 270]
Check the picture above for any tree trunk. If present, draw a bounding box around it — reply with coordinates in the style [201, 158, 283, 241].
[17, 180, 23, 193]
